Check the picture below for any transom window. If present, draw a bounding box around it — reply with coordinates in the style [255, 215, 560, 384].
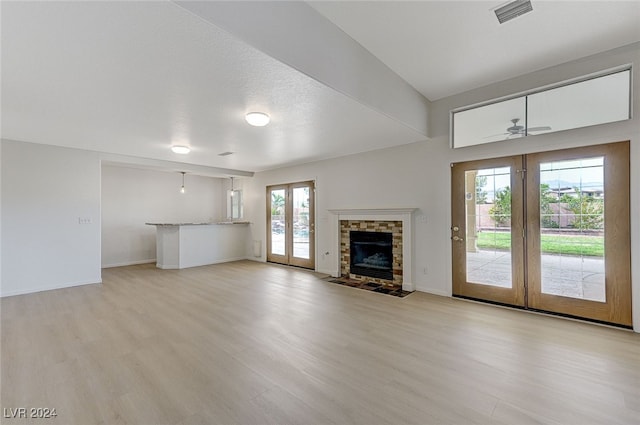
[451, 68, 631, 148]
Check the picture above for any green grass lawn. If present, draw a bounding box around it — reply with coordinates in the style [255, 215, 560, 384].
[476, 231, 604, 257]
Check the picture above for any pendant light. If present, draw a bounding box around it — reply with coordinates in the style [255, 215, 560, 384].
[230, 176, 235, 197]
[180, 172, 186, 194]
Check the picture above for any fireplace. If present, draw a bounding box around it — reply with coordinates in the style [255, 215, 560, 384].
[330, 208, 416, 292]
[339, 220, 403, 287]
[349, 231, 393, 280]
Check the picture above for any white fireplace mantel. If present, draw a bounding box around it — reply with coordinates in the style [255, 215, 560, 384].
[328, 208, 418, 292]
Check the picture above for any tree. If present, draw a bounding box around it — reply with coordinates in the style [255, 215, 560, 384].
[560, 188, 604, 230]
[475, 175, 488, 204]
[540, 184, 559, 229]
[489, 184, 560, 228]
[489, 186, 511, 226]
[271, 192, 285, 216]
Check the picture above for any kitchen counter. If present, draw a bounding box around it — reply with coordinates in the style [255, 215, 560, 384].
[145, 221, 250, 226]
[146, 222, 250, 269]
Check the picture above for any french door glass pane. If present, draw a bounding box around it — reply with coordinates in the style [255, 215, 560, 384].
[465, 167, 512, 288]
[539, 157, 605, 302]
[270, 189, 286, 256]
[292, 187, 310, 259]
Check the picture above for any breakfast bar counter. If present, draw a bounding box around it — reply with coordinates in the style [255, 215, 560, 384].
[146, 222, 249, 269]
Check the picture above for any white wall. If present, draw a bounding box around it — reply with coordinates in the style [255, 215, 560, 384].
[1, 140, 102, 296]
[243, 43, 640, 330]
[0, 139, 3, 291]
[101, 165, 225, 268]
[242, 141, 440, 292]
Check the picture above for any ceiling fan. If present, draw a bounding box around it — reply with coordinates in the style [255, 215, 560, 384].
[486, 118, 552, 139]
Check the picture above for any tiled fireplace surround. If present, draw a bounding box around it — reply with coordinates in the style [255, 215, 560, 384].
[329, 208, 416, 292]
[340, 220, 403, 287]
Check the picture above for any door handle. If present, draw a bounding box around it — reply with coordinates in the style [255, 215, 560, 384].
[452, 235, 464, 242]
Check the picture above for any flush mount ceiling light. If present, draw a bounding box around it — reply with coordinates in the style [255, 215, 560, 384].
[245, 112, 270, 127]
[171, 145, 191, 154]
[494, 0, 533, 24]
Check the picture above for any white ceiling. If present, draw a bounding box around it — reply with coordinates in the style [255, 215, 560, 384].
[309, 1, 640, 100]
[2, 1, 639, 176]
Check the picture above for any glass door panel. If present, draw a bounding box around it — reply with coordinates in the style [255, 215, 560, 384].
[270, 188, 286, 257]
[289, 182, 314, 268]
[539, 157, 605, 302]
[292, 187, 310, 260]
[451, 156, 525, 307]
[465, 167, 513, 288]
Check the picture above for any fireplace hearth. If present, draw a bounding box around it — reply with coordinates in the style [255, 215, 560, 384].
[349, 231, 393, 280]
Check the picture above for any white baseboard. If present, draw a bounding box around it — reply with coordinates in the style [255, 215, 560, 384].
[191, 256, 250, 266]
[156, 263, 180, 270]
[102, 259, 156, 268]
[159, 256, 251, 269]
[316, 268, 337, 276]
[414, 285, 451, 297]
[402, 281, 416, 292]
[214, 256, 250, 264]
[0, 279, 102, 298]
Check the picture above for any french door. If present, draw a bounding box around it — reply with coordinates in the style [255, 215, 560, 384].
[451, 142, 631, 326]
[266, 181, 315, 269]
[451, 155, 526, 307]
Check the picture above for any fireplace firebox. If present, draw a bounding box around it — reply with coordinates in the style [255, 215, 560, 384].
[349, 231, 393, 280]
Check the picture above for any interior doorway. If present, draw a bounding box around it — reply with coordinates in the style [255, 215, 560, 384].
[451, 142, 631, 326]
[266, 181, 315, 269]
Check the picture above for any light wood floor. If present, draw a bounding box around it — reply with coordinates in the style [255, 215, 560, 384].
[2, 261, 639, 425]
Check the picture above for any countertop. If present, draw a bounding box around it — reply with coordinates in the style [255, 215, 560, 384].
[146, 221, 250, 226]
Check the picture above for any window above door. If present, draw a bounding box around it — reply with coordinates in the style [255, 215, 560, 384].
[451, 67, 631, 148]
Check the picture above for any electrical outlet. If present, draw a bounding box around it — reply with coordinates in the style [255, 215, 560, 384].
[422, 267, 428, 275]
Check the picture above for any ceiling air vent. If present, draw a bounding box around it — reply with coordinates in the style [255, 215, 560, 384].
[218, 151, 234, 156]
[494, 0, 533, 24]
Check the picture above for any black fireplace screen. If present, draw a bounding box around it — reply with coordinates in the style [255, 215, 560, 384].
[349, 231, 393, 280]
